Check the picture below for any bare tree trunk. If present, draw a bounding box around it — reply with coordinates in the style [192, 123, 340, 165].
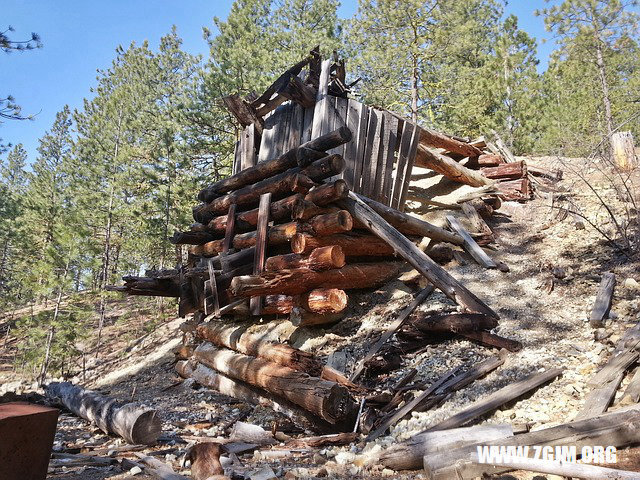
[411, 53, 419, 124]
[595, 38, 614, 150]
[96, 110, 122, 359]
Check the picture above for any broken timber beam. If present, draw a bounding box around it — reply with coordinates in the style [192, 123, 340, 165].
[590, 272, 616, 328]
[415, 145, 492, 187]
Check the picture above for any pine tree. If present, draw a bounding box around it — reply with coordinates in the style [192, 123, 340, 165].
[538, 0, 640, 151]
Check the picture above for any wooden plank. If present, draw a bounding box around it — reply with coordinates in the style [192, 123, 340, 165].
[590, 272, 616, 327]
[446, 215, 497, 269]
[250, 193, 272, 315]
[380, 112, 399, 206]
[274, 103, 293, 158]
[391, 121, 416, 209]
[398, 124, 420, 212]
[287, 103, 304, 151]
[341, 193, 498, 318]
[350, 101, 369, 192]
[623, 366, 640, 402]
[301, 107, 314, 143]
[257, 110, 278, 163]
[350, 286, 434, 382]
[425, 368, 563, 432]
[344, 100, 365, 189]
[233, 138, 241, 175]
[329, 97, 348, 157]
[588, 349, 639, 387]
[222, 204, 237, 254]
[361, 108, 383, 197]
[576, 374, 625, 420]
[242, 124, 257, 171]
[310, 59, 331, 140]
[204, 258, 220, 316]
[366, 366, 461, 441]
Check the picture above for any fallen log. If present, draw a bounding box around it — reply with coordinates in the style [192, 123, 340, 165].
[424, 403, 640, 478]
[290, 308, 345, 327]
[265, 246, 346, 272]
[169, 230, 218, 245]
[306, 210, 353, 236]
[305, 179, 350, 206]
[406, 312, 498, 334]
[302, 288, 348, 314]
[340, 192, 498, 318]
[193, 154, 344, 222]
[45, 382, 161, 445]
[418, 127, 483, 158]
[175, 361, 337, 433]
[476, 153, 504, 167]
[378, 424, 513, 471]
[481, 160, 526, 180]
[230, 262, 403, 297]
[195, 322, 323, 376]
[291, 232, 395, 257]
[460, 456, 640, 480]
[415, 145, 492, 187]
[495, 177, 531, 201]
[193, 343, 357, 424]
[190, 222, 298, 257]
[106, 277, 180, 298]
[198, 128, 351, 202]
[460, 331, 522, 352]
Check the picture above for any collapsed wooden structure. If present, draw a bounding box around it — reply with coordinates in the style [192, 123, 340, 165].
[107, 50, 544, 432]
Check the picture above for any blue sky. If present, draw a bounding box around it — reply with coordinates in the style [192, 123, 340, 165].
[2, 0, 555, 163]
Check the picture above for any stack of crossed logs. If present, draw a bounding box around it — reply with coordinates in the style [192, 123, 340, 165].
[158, 126, 420, 327]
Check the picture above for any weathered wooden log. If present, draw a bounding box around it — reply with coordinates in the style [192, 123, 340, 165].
[460, 331, 522, 352]
[340, 193, 498, 318]
[291, 232, 395, 257]
[418, 127, 483, 158]
[303, 288, 348, 314]
[193, 343, 357, 424]
[195, 322, 323, 376]
[481, 160, 526, 180]
[198, 129, 351, 202]
[307, 210, 353, 236]
[290, 308, 345, 327]
[406, 312, 498, 334]
[426, 243, 454, 264]
[423, 403, 640, 479]
[190, 222, 298, 257]
[278, 75, 317, 108]
[230, 262, 402, 297]
[107, 277, 180, 297]
[193, 154, 345, 222]
[221, 94, 264, 135]
[495, 177, 531, 201]
[460, 456, 640, 480]
[415, 145, 493, 187]
[45, 382, 161, 445]
[262, 288, 348, 316]
[378, 424, 514, 471]
[265, 246, 346, 272]
[306, 179, 350, 205]
[207, 194, 304, 235]
[175, 361, 337, 433]
[357, 195, 463, 245]
[262, 295, 296, 315]
[476, 153, 504, 167]
[612, 131, 637, 171]
[169, 230, 218, 245]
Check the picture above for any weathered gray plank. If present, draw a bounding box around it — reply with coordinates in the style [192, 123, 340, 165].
[362, 108, 384, 197]
[310, 59, 331, 140]
[302, 106, 314, 143]
[241, 124, 257, 171]
[380, 112, 399, 205]
[349, 101, 369, 192]
[576, 374, 625, 420]
[287, 103, 304, 151]
[398, 123, 420, 211]
[391, 121, 415, 209]
[250, 193, 272, 316]
[590, 272, 616, 327]
[233, 138, 241, 175]
[446, 215, 497, 269]
[257, 110, 278, 163]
